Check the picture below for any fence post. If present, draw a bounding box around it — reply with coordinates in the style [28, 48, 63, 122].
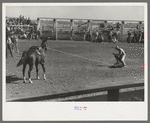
[70, 19, 74, 40]
[107, 89, 119, 101]
[120, 21, 125, 42]
[53, 19, 57, 40]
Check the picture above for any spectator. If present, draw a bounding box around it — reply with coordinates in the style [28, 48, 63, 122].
[70, 29, 74, 41]
[138, 31, 142, 43]
[133, 31, 138, 43]
[27, 17, 31, 25]
[109, 30, 113, 42]
[95, 30, 99, 41]
[37, 28, 41, 40]
[83, 30, 87, 41]
[11, 34, 19, 53]
[127, 31, 132, 43]
[6, 34, 14, 58]
[30, 27, 34, 40]
[6, 15, 33, 26]
[142, 30, 144, 42]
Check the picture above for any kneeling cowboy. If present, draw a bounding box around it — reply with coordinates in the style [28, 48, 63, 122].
[113, 46, 126, 67]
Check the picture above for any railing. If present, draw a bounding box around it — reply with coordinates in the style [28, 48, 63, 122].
[37, 17, 144, 41]
[7, 80, 144, 102]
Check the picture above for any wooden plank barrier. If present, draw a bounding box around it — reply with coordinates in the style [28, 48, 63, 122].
[37, 17, 144, 42]
[6, 80, 144, 102]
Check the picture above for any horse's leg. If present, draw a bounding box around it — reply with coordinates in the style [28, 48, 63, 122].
[28, 64, 33, 84]
[22, 63, 27, 83]
[35, 63, 40, 80]
[41, 63, 46, 80]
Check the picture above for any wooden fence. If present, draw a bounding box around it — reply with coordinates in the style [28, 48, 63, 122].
[38, 17, 144, 42]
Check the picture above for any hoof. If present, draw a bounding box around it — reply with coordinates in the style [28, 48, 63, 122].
[29, 78, 33, 84]
[43, 74, 46, 80]
[23, 81, 26, 83]
[37, 77, 40, 80]
[23, 77, 26, 83]
[29, 81, 33, 84]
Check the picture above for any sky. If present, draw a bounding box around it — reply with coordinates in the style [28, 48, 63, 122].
[5, 5, 144, 21]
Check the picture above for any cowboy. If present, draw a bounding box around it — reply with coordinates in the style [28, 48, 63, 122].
[30, 27, 34, 40]
[37, 28, 41, 40]
[40, 37, 49, 64]
[6, 34, 14, 58]
[109, 30, 113, 42]
[40, 37, 48, 51]
[113, 46, 126, 67]
[11, 34, 19, 53]
[133, 31, 138, 43]
[127, 31, 132, 43]
[83, 29, 87, 41]
[95, 30, 99, 40]
[97, 30, 104, 43]
[70, 29, 74, 41]
[138, 31, 142, 43]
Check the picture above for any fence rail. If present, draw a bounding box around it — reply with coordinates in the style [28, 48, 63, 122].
[37, 17, 144, 42]
[7, 80, 144, 102]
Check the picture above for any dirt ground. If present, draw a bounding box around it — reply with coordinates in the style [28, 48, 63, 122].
[6, 40, 144, 101]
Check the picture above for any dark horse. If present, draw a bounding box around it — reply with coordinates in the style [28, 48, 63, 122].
[17, 45, 47, 84]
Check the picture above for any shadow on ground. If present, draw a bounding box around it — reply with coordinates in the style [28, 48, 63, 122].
[6, 75, 22, 84]
[109, 65, 124, 68]
[98, 64, 124, 68]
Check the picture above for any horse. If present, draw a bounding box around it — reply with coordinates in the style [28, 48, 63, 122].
[16, 45, 47, 84]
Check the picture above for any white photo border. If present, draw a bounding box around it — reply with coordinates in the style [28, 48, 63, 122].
[3, 3, 148, 121]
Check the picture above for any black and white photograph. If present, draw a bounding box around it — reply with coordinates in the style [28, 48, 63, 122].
[3, 3, 147, 121]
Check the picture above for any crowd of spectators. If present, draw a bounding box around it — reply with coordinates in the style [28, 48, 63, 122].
[6, 15, 42, 40]
[6, 15, 32, 26]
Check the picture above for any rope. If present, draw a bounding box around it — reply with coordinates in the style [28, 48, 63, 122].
[47, 47, 102, 63]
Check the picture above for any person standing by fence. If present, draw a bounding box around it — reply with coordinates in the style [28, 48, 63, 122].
[83, 29, 87, 41]
[11, 34, 19, 53]
[109, 30, 113, 43]
[133, 31, 138, 43]
[94, 30, 99, 42]
[36, 28, 41, 40]
[6, 34, 14, 58]
[70, 29, 74, 41]
[30, 27, 34, 40]
[138, 31, 142, 43]
[127, 31, 132, 43]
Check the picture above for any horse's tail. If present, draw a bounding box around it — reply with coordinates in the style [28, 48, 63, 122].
[16, 50, 27, 67]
